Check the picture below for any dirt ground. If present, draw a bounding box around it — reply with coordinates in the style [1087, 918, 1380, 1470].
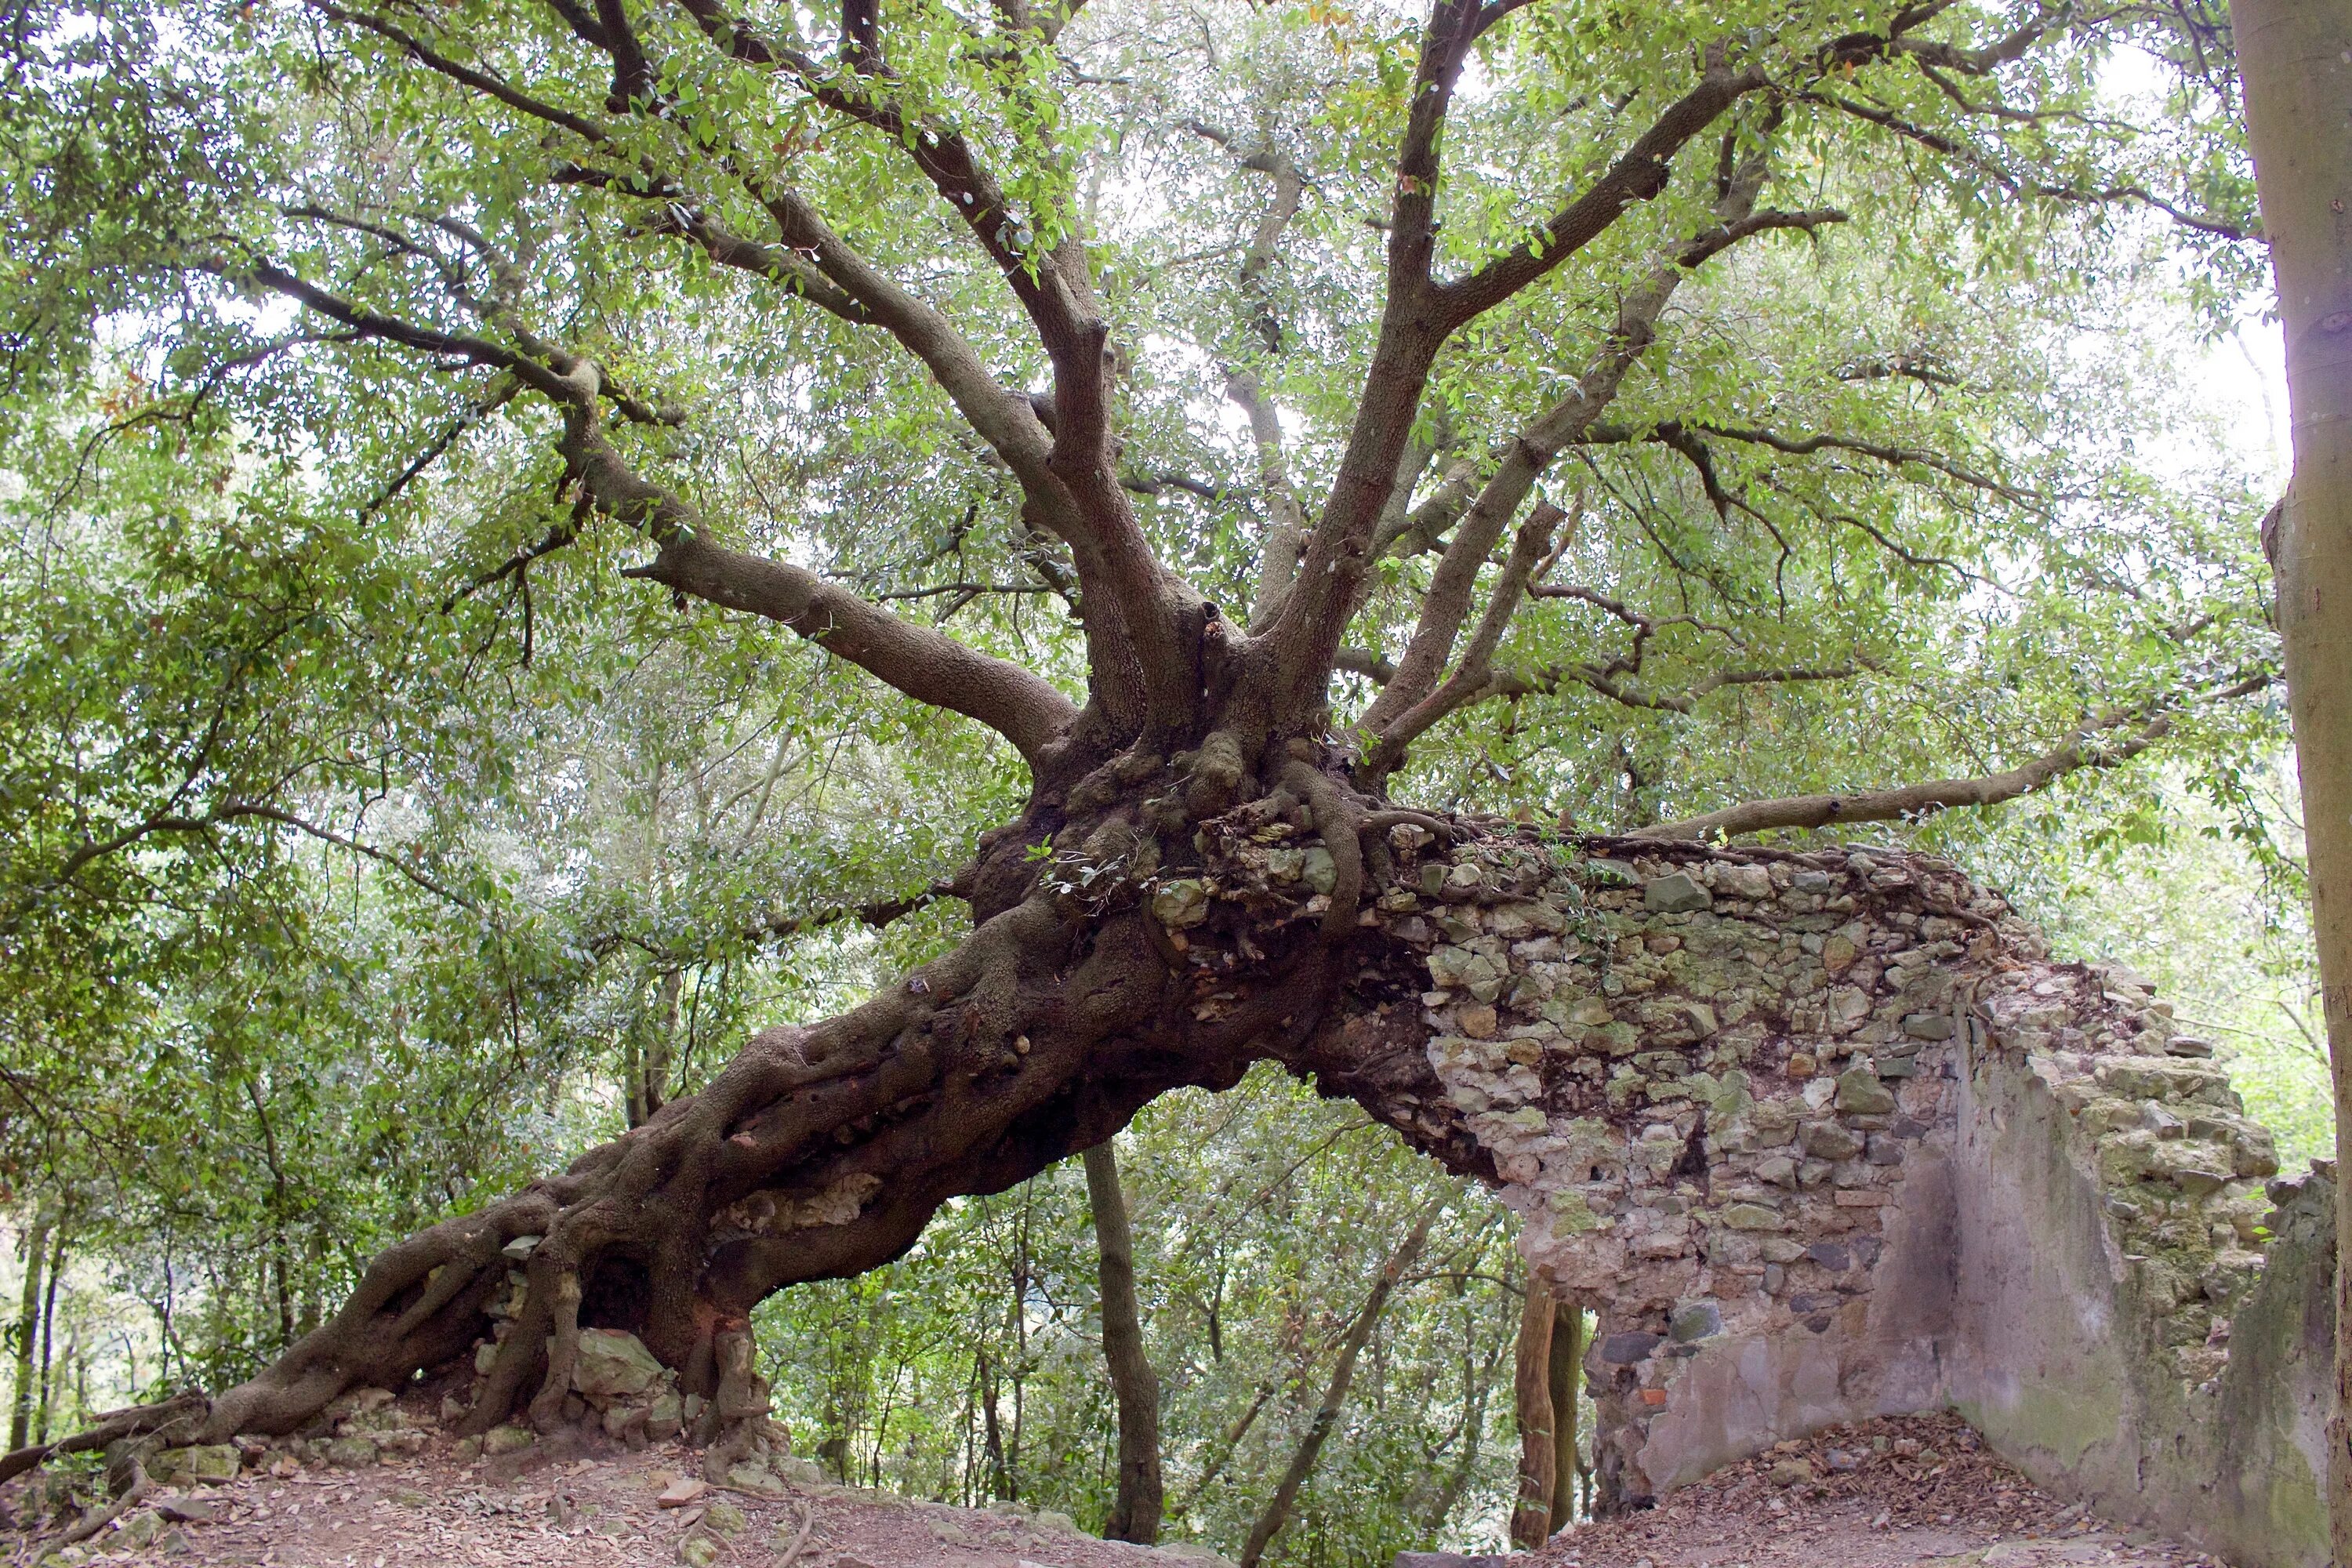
[6, 1427, 1227, 1568]
[12, 1412, 2225, 1568]
[1532, 1414, 2224, 1568]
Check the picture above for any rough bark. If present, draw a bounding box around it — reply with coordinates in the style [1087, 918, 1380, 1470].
[1510, 1269, 1558, 1549]
[1546, 1296, 1584, 1535]
[1082, 1139, 1163, 1544]
[2238, 5, 2352, 1557]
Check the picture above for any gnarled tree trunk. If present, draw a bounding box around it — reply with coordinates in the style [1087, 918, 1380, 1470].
[7, 732, 2045, 1483]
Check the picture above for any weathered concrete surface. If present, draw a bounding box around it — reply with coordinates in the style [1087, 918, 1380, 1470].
[1178, 823, 2327, 1567]
[1947, 1047, 2332, 1568]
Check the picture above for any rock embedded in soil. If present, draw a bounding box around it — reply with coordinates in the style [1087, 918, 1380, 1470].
[156, 1444, 241, 1485]
[573, 1328, 666, 1401]
[656, 1475, 710, 1508]
[480, 1425, 535, 1457]
[324, 1436, 379, 1468]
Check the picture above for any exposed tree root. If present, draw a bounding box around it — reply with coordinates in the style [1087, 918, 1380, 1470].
[0, 1395, 205, 1486]
[56, 1454, 149, 1548]
[774, 1497, 817, 1568]
[6, 756, 1525, 1497]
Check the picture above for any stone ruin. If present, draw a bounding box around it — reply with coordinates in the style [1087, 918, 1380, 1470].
[1185, 821, 2333, 1568]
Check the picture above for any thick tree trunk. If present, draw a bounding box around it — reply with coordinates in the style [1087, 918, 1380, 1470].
[2237, 7, 2352, 1558]
[1083, 1140, 1163, 1544]
[1509, 1270, 1556, 1549]
[1547, 1296, 1584, 1534]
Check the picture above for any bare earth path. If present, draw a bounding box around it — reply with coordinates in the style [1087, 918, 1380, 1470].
[17, 1414, 2223, 1568]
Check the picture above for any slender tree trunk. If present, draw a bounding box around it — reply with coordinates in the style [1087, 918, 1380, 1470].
[2237, 7, 2352, 1558]
[980, 1349, 1011, 1501]
[1237, 1199, 1440, 1568]
[626, 968, 681, 1127]
[9, 1209, 49, 1451]
[1418, 1330, 1501, 1532]
[35, 1227, 64, 1446]
[1083, 1140, 1163, 1544]
[245, 1081, 299, 1348]
[1547, 1297, 1584, 1534]
[1509, 1271, 1557, 1549]
[622, 1026, 646, 1130]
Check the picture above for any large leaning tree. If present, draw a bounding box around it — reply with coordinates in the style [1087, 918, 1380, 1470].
[0, 0, 2282, 1462]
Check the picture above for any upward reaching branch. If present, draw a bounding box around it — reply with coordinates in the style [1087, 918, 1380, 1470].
[1430, 55, 1769, 330]
[566, 0, 1205, 728]
[1261, 30, 1771, 722]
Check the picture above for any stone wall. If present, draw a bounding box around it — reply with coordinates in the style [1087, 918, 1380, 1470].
[1182, 818, 2330, 1567]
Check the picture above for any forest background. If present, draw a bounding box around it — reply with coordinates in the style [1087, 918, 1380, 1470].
[0, 0, 2324, 1561]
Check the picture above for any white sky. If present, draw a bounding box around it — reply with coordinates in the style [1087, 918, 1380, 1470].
[2205, 318, 2291, 486]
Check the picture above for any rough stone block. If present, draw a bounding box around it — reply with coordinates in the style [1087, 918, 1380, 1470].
[1801, 1122, 1864, 1161]
[1600, 1331, 1661, 1364]
[1669, 1301, 1723, 1342]
[157, 1445, 241, 1485]
[1835, 1067, 1897, 1115]
[1643, 873, 1711, 913]
[323, 1437, 379, 1469]
[573, 1329, 666, 1401]
[481, 1425, 535, 1457]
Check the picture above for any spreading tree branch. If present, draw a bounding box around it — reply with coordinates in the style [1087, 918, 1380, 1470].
[1632, 674, 2273, 840]
[233, 263, 1078, 767]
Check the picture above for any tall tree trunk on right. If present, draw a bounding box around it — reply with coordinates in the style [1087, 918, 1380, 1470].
[2237, 5, 2352, 1558]
[1083, 1140, 1163, 1544]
